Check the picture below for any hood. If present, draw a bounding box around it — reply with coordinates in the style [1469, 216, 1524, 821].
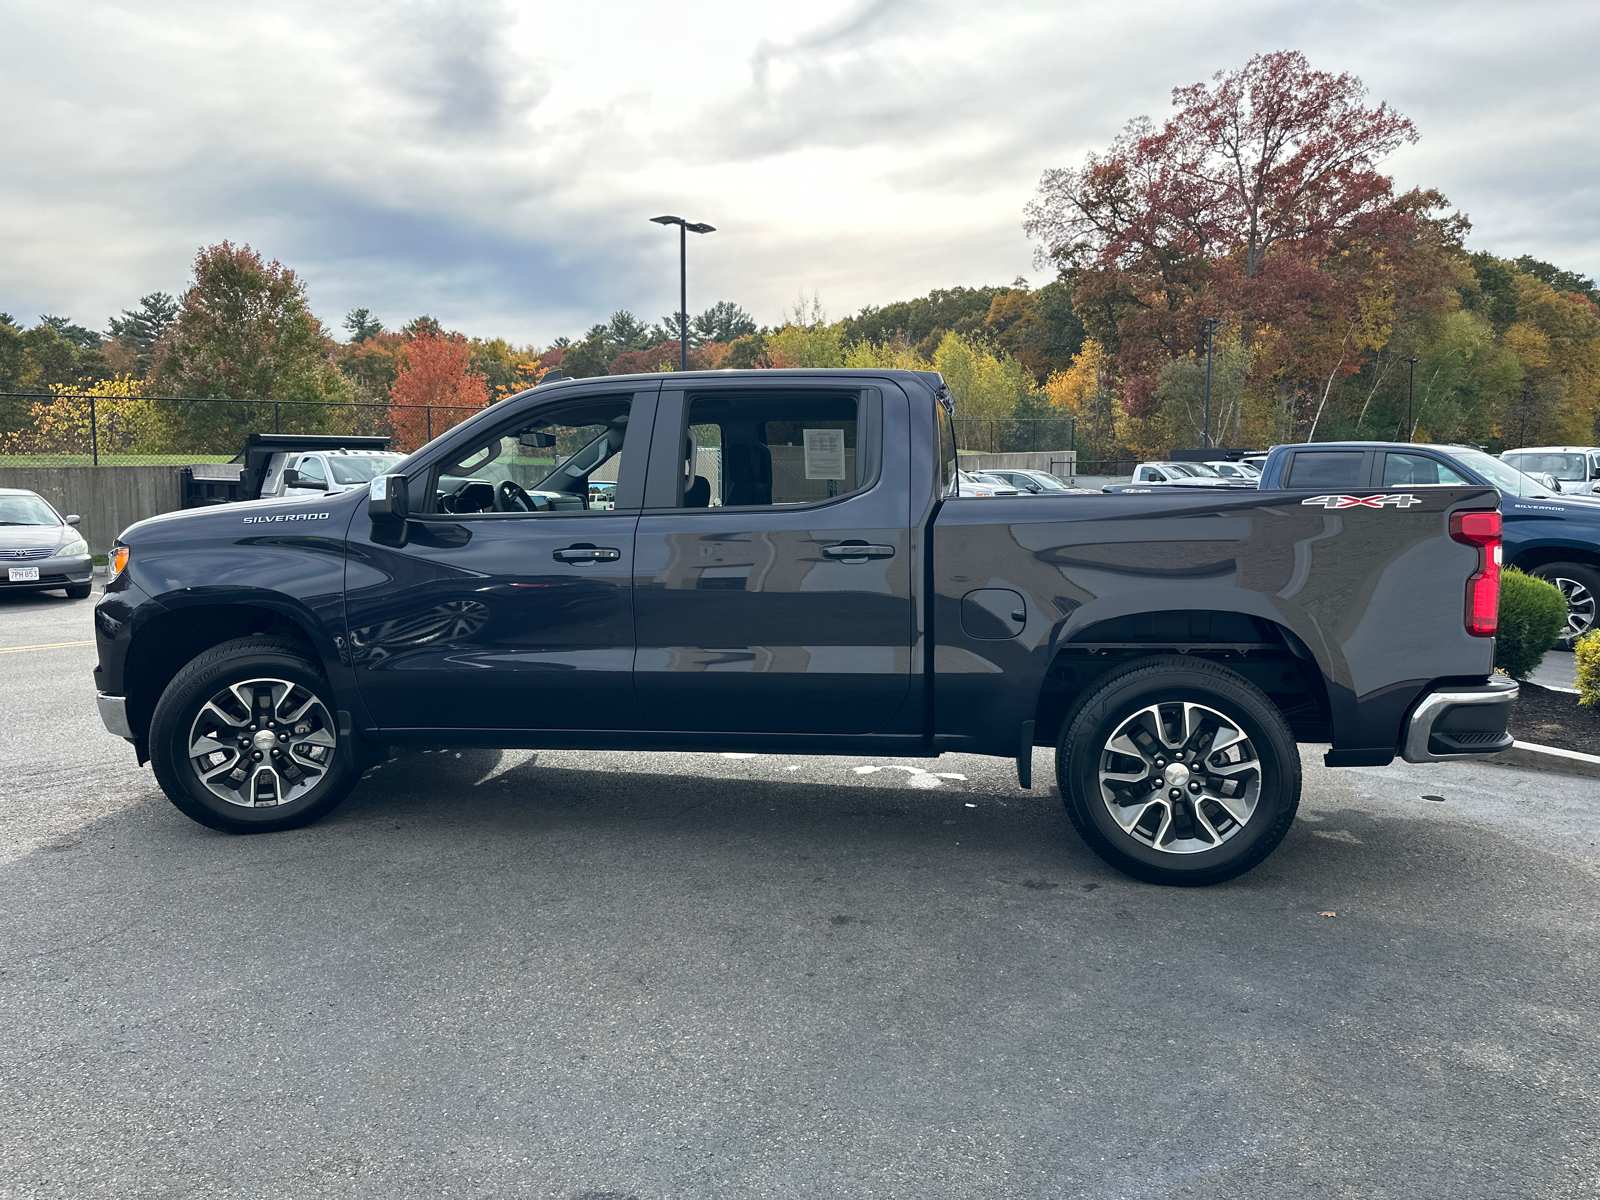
[118, 489, 363, 544]
[0, 522, 72, 549]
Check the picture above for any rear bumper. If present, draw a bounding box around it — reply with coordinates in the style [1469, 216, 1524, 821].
[1401, 677, 1518, 763]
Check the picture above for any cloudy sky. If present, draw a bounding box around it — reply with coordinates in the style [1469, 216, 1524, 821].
[2, 0, 1597, 345]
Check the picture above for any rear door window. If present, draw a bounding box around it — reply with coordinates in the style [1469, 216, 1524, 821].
[1285, 451, 1367, 489]
[684, 392, 862, 507]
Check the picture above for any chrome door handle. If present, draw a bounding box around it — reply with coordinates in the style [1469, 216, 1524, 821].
[823, 543, 895, 560]
[552, 545, 621, 563]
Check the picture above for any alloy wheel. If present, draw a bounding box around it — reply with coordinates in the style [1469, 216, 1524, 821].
[1097, 701, 1261, 854]
[1552, 576, 1597, 642]
[186, 677, 337, 808]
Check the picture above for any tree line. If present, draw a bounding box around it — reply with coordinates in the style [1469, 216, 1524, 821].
[4, 49, 1596, 460]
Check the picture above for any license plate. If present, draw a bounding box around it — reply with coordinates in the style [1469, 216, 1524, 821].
[8, 567, 40, 582]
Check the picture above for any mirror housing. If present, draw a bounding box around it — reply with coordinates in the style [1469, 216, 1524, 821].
[65, 514, 80, 526]
[283, 469, 327, 491]
[368, 474, 410, 520]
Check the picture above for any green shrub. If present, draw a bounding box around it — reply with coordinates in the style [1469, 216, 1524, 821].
[1495, 568, 1568, 680]
[1576, 632, 1600, 708]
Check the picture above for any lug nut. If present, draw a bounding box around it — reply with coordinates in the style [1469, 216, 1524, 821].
[1189, 781, 1202, 793]
[279, 733, 288, 741]
[1169, 788, 1182, 800]
[253, 751, 263, 761]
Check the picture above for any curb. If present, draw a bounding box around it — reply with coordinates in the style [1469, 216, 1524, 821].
[1483, 740, 1600, 780]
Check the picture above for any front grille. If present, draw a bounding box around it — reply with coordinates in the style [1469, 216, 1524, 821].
[0, 547, 56, 561]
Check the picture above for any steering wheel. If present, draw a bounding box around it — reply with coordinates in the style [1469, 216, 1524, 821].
[494, 479, 539, 513]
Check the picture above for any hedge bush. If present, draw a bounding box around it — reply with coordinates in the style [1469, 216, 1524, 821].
[1576, 632, 1600, 708]
[1495, 568, 1568, 680]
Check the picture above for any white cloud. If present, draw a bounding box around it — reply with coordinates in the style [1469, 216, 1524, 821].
[0, 0, 1596, 342]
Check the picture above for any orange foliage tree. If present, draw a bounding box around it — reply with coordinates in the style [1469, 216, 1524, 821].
[387, 333, 488, 451]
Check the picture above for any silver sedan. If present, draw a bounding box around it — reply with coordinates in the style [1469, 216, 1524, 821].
[0, 488, 93, 599]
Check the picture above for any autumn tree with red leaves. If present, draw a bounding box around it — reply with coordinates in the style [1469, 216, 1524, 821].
[1024, 51, 1468, 445]
[387, 331, 488, 451]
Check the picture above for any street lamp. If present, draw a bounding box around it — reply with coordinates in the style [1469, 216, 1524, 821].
[650, 215, 716, 371]
[1199, 317, 1221, 449]
[1406, 357, 1419, 443]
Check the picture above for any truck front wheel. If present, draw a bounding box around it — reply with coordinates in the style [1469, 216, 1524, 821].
[1057, 655, 1300, 886]
[149, 636, 362, 834]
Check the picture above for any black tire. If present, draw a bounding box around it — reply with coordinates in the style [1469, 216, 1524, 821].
[1057, 655, 1300, 886]
[64, 583, 92, 599]
[149, 635, 361, 834]
[1528, 562, 1600, 649]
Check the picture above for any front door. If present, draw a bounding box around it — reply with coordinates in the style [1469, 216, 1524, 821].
[345, 388, 654, 733]
[631, 383, 915, 734]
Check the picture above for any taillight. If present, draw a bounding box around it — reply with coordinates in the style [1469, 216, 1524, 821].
[1450, 510, 1501, 637]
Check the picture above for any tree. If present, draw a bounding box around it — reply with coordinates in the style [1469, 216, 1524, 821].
[40, 315, 102, 351]
[149, 242, 351, 451]
[107, 292, 179, 376]
[691, 302, 757, 345]
[343, 308, 384, 341]
[387, 332, 488, 451]
[401, 315, 444, 340]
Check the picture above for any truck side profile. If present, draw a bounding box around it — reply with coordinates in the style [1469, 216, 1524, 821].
[93, 370, 1515, 885]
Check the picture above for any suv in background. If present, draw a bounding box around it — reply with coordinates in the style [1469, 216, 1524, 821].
[1500, 446, 1600, 496]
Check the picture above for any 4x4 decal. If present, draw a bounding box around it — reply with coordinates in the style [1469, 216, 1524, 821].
[1300, 494, 1422, 509]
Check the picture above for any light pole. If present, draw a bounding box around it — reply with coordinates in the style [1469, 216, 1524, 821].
[1200, 317, 1221, 448]
[650, 215, 716, 371]
[1406, 356, 1418, 442]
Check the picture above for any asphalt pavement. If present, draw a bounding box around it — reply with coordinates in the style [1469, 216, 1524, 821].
[3, 586, 1598, 1199]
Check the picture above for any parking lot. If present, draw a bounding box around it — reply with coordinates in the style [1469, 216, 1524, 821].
[4, 586, 1599, 1199]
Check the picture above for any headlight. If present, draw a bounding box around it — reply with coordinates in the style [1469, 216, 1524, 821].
[60, 538, 88, 557]
[109, 544, 129, 581]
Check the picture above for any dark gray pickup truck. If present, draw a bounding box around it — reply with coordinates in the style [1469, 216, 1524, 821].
[92, 369, 1515, 885]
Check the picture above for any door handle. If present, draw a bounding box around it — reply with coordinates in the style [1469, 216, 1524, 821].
[552, 545, 621, 563]
[823, 543, 895, 561]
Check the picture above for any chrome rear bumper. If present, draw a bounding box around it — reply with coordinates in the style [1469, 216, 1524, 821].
[1402, 677, 1518, 763]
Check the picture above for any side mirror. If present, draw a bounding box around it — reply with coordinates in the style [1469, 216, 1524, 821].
[284, 469, 327, 491]
[368, 474, 410, 521]
[66, 514, 80, 526]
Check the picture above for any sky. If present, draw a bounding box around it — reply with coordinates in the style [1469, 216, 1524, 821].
[2, 0, 1597, 346]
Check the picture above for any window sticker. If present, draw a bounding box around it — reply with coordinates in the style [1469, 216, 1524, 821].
[803, 428, 846, 480]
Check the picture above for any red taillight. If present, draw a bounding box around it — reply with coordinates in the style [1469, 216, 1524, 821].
[1450, 510, 1502, 637]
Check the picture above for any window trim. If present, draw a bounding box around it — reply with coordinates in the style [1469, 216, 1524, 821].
[643, 384, 883, 513]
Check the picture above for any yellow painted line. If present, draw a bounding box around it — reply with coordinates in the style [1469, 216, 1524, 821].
[0, 640, 94, 654]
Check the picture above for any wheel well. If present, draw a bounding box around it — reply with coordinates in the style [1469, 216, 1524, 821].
[124, 604, 322, 752]
[1032, 610, 1332, 746]
[1508, 547, 1600, 574]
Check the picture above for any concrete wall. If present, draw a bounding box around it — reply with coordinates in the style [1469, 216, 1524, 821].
[0, 466, 184, 555]
[957, 451, 1077, 477]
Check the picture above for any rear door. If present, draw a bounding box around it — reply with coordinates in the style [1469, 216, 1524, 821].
[631, 380, 915, 734]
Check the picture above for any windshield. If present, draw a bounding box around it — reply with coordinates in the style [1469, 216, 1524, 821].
[1503, 452, 1589, 482]
[0, 495, 62, 526]
[1454, 449, 1549, 497]
[328, 454, 406, 485]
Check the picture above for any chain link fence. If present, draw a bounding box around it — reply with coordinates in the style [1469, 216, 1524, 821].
[0, 391, 491, 465]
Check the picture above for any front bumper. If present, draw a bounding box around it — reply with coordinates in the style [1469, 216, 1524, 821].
[1401, 677, 1518, 763]
[0, 553, 92, 587]
[96, 692, 134, 741]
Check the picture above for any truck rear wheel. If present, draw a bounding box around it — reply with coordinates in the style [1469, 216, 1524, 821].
[149, 636, 361, 834]
[1529, 562, 1600, 648]
[1056, 655, 1300, 886]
